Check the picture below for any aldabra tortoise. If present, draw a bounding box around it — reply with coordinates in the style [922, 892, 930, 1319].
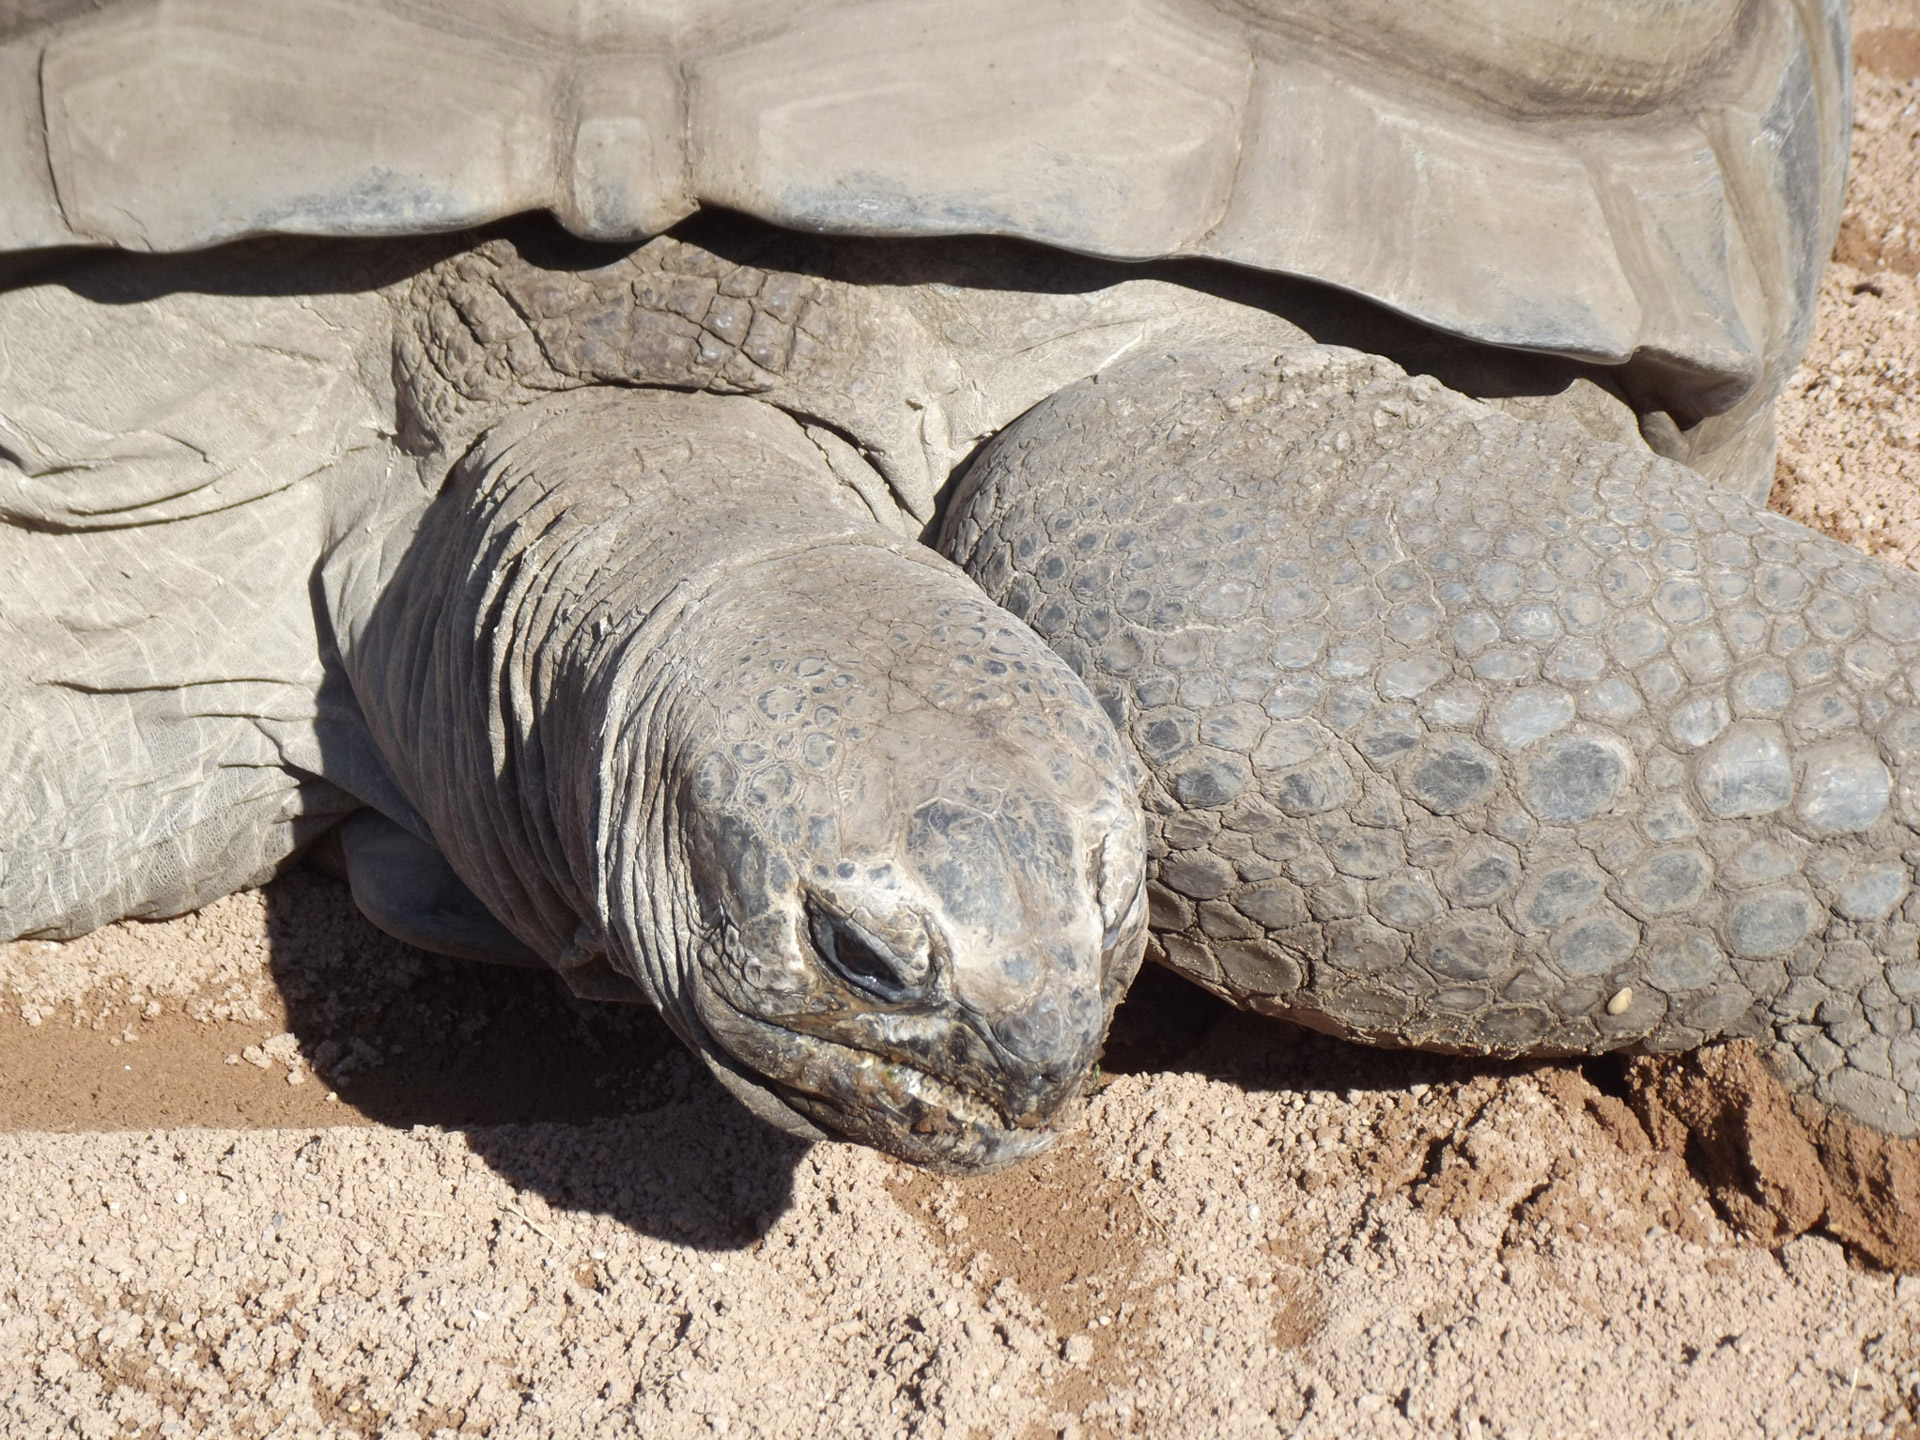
[7, 1, 1904, 1176]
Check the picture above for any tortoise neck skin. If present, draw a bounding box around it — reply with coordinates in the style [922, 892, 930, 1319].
[342, 385, 1148, 1170]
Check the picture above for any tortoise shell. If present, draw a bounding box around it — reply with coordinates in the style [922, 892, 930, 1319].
[0, 0, 1849, 477]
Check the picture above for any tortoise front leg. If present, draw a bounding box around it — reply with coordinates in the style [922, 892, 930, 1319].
[942, 345, 1920, 1146]
[329, 811, 547, 971]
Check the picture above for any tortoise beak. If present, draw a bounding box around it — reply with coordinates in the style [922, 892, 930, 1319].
[684, 884, 1125, 1171]
[685, 985, 1098, 1172]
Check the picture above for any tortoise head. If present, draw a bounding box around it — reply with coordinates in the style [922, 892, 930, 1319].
[602, 545, 1147, 1172]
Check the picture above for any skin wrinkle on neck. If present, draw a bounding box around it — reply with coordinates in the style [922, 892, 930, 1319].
[339, 382, 1143, 1163]
[367, 388, 874, 948]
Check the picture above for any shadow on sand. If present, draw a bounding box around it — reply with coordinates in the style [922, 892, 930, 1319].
[1100, 959, 1620, 1104]
[263, 868, 1627, 1256]
[262, 871, 810, 1252]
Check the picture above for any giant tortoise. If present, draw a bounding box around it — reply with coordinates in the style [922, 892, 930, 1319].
[6, 1, 1906, 1188]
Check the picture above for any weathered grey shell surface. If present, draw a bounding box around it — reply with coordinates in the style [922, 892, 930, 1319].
[0, 0, 1849, 467]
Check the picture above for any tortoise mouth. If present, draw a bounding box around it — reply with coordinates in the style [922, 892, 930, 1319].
[695, 993, 1086, 1173]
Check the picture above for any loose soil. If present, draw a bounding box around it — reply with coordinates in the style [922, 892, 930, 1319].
[6, 7, 1920, 1436]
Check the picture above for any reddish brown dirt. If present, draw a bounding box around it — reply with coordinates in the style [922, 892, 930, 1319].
[0, 872, 684, 1134]
[1630, 1043, 1920, 1272]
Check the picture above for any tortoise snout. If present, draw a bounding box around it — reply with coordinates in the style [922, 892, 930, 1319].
[982, 980, 1107, 1123]
[992, 983, 1103, 1068]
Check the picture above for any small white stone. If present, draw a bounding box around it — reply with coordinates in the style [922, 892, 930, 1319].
[261, 1032, 301, 1063]
[1606, 988, 1634, 1016]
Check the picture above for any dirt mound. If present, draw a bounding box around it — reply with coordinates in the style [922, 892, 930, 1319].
[1629, 1042, 1920, 1272]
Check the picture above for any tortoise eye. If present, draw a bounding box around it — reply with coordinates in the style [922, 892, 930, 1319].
[809, 907, 916, 1003]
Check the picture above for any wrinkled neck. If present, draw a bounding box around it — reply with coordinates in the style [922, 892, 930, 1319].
[340, 387, 905, 984]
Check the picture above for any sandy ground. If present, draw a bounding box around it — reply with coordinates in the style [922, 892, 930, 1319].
[6, 12, 1920, 1439]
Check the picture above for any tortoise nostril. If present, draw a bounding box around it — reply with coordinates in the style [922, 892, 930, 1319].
[992, 995, 1090, 1070]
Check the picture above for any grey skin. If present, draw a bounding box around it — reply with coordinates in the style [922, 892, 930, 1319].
[0, 232, 1153, 1173]
[343, 386, 1148, 1169]
[943, 348, 1920, 1139]
[4, 219, 1906, 1167]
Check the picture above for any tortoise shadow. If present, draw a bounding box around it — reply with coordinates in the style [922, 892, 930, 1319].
[667, 208, 1680, 421]
[1102, 960, 1609, 1102]
[263, 869, 1641, 1250]
[261, 870, 809, 1251]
